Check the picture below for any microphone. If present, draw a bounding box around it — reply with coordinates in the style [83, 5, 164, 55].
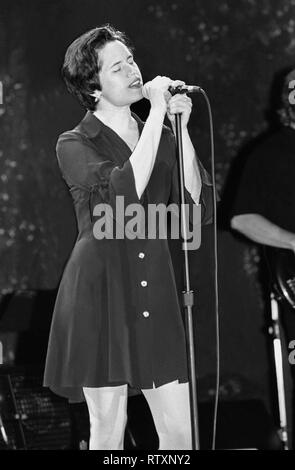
[142, 82, 202, 99]
[168, 84, 201, 95]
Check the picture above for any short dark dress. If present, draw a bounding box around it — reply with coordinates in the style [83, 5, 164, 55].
[43, 110, 213, 402]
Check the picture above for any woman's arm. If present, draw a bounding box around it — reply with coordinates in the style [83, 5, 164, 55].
[129, 76, 172, 199]
[129, 108, 165, 200]
[167, 94, 202, 204]
[173, 127, 202, 204]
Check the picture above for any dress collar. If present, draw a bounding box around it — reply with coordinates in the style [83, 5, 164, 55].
[77, 110, 145, 139]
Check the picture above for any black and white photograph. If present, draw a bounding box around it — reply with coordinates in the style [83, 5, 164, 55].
[0, 0, 295, 455]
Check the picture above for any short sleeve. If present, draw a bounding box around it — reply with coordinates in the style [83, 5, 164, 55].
[231, 147, 269, 219]
[56, 133, 140, 218]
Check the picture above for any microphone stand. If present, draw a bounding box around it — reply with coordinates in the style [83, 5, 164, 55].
[269, 291, 289, 449]
[174, 112, 200, 450]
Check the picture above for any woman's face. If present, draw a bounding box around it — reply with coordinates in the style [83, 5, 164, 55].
[97, 40, 143, 107]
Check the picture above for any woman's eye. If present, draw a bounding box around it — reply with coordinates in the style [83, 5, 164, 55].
[113, 67, 121, 72]
[128, 57, 134, 64]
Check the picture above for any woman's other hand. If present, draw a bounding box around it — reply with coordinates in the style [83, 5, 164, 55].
[166, 93, 193, 129]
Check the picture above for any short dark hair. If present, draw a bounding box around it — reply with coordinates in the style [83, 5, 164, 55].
[278, 67, 295, 126]
[62, 24, 133, 111]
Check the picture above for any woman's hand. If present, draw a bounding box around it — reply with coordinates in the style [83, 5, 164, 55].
[166, 93, 193, 129]
[142, 76, 173, 114]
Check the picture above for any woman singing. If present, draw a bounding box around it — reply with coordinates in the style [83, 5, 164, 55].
[44, 24, 213, 450]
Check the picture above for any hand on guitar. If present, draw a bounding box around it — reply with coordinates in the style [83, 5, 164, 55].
[265, 246, 295, 309]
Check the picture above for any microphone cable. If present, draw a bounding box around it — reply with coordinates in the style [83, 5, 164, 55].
[198, 88, 220, 450]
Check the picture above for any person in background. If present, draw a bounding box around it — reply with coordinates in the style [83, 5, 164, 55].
[231, 67, 295, 448]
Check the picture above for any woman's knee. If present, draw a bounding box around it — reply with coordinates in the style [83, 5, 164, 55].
[83, 386, 128, 450]
[142, 380, 192, 449]
[158, 422, 192, 450]
[83, 385, 128, 424]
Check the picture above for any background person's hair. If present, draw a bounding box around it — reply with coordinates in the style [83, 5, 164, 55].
[61, 24, 133, 111]
[277, 67, 295, 127]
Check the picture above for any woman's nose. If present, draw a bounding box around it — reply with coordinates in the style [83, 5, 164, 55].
[125, 62, 136, 75]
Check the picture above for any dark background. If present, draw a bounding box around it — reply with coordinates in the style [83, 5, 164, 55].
[0, 0, 295, 448]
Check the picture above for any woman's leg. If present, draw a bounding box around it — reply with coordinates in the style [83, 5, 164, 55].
[141, 380, 193, 450]
[83, 385, 128, 450]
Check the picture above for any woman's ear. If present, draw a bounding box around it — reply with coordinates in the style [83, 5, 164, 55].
[90, 90, 102, 102]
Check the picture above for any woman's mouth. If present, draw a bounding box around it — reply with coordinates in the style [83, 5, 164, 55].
[128, 78, 142, 89]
